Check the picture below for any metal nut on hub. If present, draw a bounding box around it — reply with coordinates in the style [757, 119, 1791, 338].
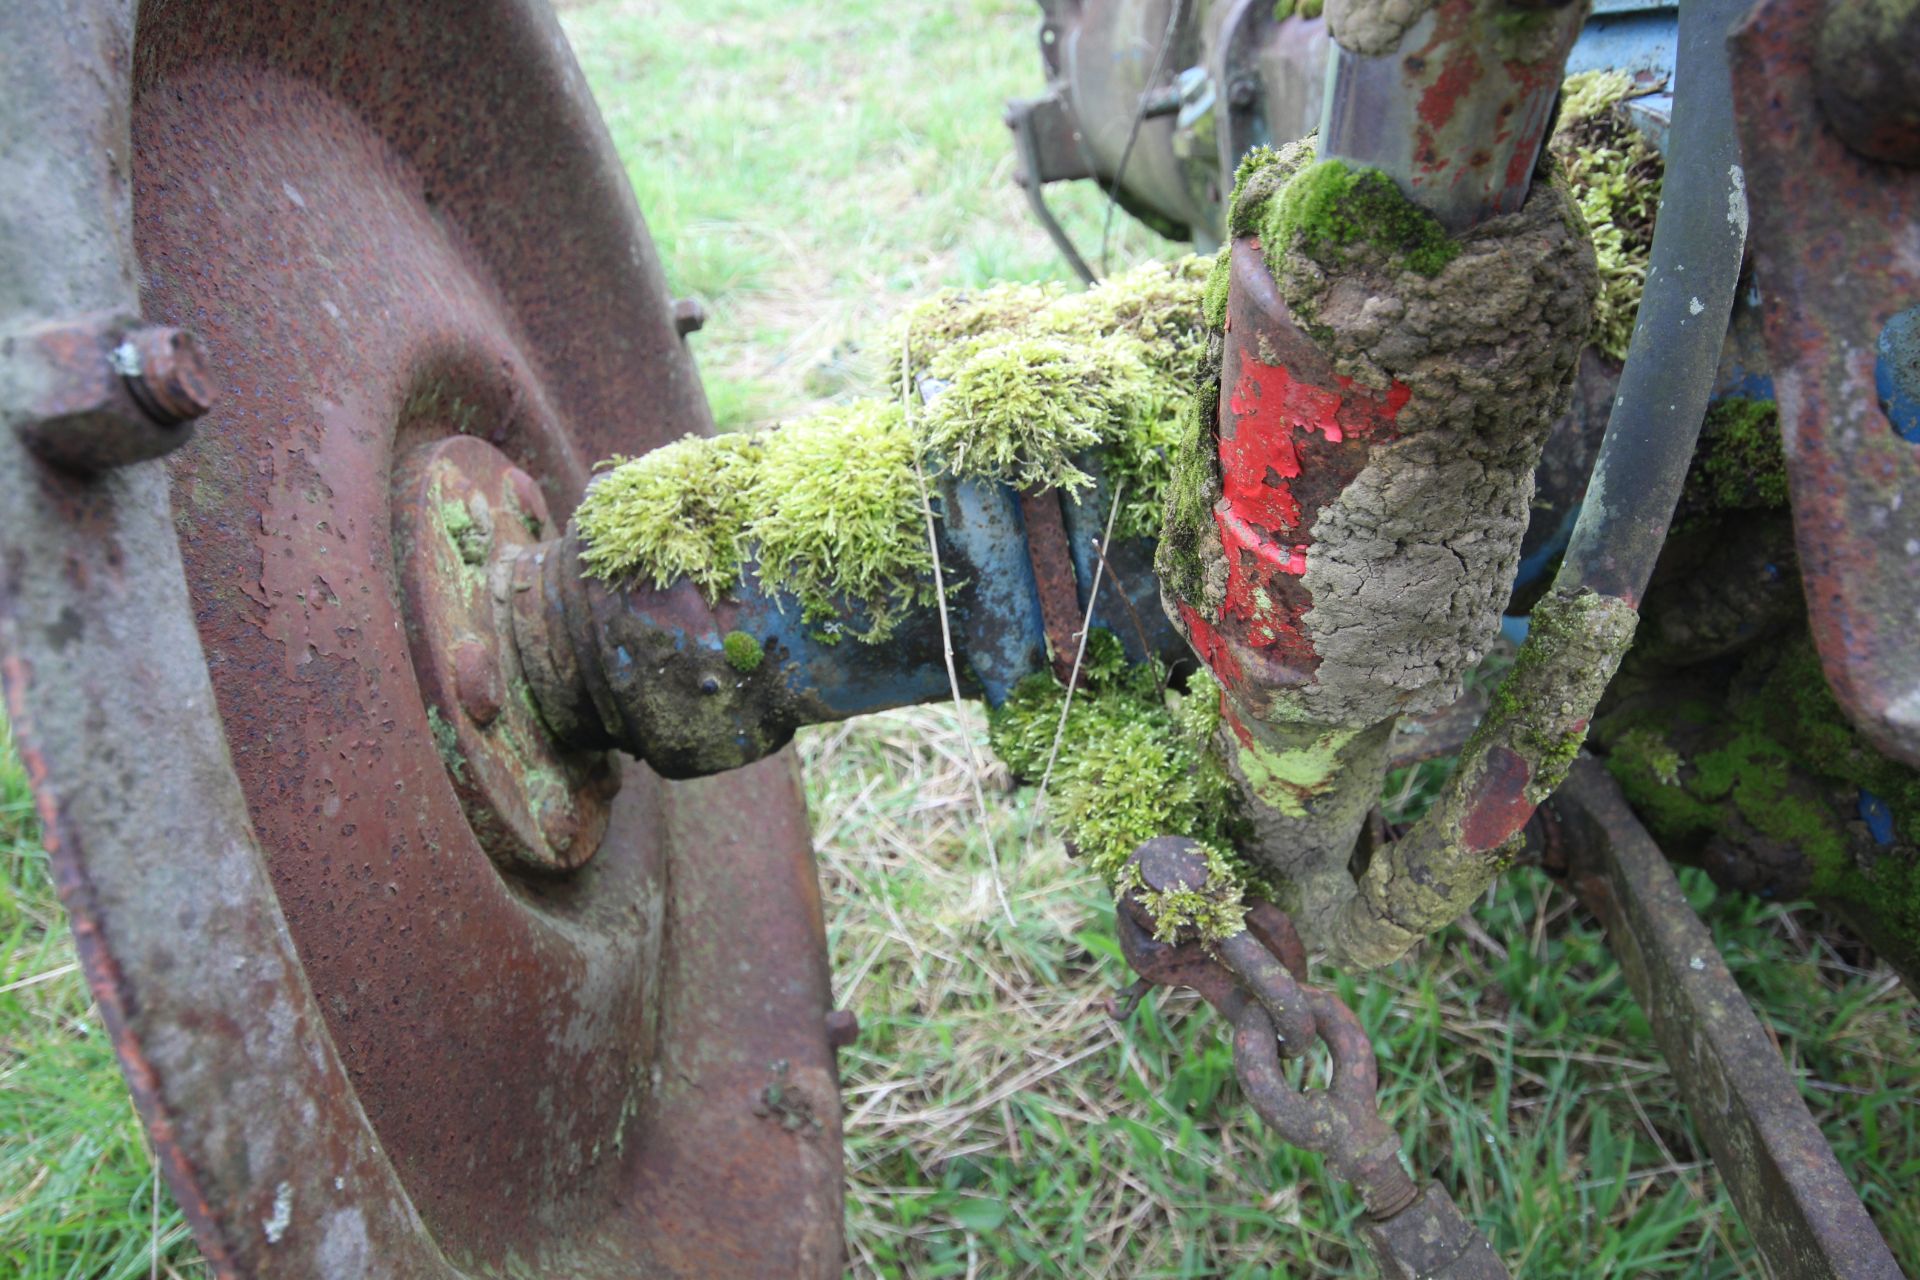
[117, 326, 219, 426]
[394, 435, 616, 876]
[453, 638, 505, 727]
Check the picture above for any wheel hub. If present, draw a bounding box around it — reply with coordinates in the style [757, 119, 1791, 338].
[393, 434, 618, 875]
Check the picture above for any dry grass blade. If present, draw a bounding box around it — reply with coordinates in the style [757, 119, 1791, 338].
[903, 327, 1012, 925]
[1024, 476, 1124, 863]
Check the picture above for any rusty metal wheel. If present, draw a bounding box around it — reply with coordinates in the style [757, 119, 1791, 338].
[1, 1, 843, 1275]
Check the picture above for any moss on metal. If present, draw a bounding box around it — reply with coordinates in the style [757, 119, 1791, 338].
[578, 257, 1213, 634]
[575, 402, 932, 643]
[1263, 157, 1463, 279]
[1550, 69, 1665, 361]
[722, 630, 765, 673]
[893, 255, 1212, 538]
[986, 640, 1256, 938]
[1602, 638, 1920, 945]
[439, 498, 489, 568]
[1682, 397, 1790, 515]
[575, 431, 762, 596]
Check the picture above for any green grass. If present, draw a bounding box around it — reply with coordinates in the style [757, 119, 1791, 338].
[556, 0, 1172, 430]
[4, 1, 1916, 1276]
[0, 718, 204, 1279]
[815, 709, 1918, 1276]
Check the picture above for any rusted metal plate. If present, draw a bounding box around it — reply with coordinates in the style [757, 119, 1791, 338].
[1550, 760, 1905, 1280]
[1320, 0, 1586, 231]
[1018, 485, 1088, 684]
[1, 0, 843, 1274]
[1728, 0, 1920, 769]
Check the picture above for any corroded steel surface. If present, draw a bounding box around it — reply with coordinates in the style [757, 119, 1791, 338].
[0, 0, 844, 1274]
[1551, 760, 1905, 1279]
[1320, 0, 1586, 231]
[1729, 0, 1920, 768]
[1018, 485, 1087, 684]
[394, 435, 619, 874]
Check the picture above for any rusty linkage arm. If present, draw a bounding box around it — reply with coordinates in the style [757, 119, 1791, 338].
[1328, 0, 1753, 969]
[1113, 839, 1510, 1280]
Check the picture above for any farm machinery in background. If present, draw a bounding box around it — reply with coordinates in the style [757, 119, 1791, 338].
[0, 0, 1914, 1277]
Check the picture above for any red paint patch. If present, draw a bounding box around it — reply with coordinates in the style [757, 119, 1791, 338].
[1418, 46, 1483, 131]
[1459, 746, 1535, 851]
[1212, 351, 1410, 666]
[1180, 602, 1245, 690]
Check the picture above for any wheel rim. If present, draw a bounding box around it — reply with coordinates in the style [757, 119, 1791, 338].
[1, 0, 849, 1271]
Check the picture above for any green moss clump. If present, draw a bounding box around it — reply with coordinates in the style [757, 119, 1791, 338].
[888, 280, 1062, 392]
[576, 402, 930, 643]
[576, 432, 761, 596]
[1154, 378, 1224, 611]
[1264, 157, 1462, 279]
[1683, 398, 1790, 515]
[1270, 0, 1324, 19]
[986, 642, 1252, 937]
[440, 499, 489, 567]
[722, 630, 764, 673]
[581, 257, 1216, 622]
[893, 256, 1213, 539]
[920, 334, 1144, 493]
[1117, 841, 1254, 943]
[1550, 69, 1665, 361]
[750, 401, 934, 643]
[1601, 637, 1920, 941]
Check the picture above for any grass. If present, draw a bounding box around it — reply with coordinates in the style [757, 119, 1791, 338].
[3, 1, 1916, 1276]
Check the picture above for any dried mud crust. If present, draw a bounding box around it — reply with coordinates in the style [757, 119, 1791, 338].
[1325, 0, 1437, 56]
[1256, 147, 1599, 727]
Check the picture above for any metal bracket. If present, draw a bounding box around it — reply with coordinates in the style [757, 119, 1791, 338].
[1548, 760, 1906, 1279]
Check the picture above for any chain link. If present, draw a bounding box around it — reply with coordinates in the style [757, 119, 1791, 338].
[1110, 837, 1510, 1279]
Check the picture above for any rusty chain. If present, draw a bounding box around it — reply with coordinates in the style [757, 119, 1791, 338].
[1110, 837, 1509, 1280]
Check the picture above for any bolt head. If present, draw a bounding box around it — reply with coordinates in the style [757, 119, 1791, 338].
[452, 638, 505, 727]
[672, 297, 708, 337]
[538, 796, 579, 856]
[1133, 836, 1213, 894]
[125, 326, 218, 424]
[825, 1008, 860, 1050]
[699, 674, 722, 696]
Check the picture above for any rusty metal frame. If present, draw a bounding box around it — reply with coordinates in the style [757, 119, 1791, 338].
[1, 1, 845, 1275]
[1545, 760, 1906, 1280]
[1727, 0, 1920, 770]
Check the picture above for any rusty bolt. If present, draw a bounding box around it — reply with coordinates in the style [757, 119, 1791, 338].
[825, 1008, 860, 1051]
[452, 638, 505, 727]
[15, 316, 217, 472]
[1121, 836, 1219, 937]
[672, 298, 707, 338]
[504, 467, 550, 535]
[1134, 838, 1213, 892]
[116, 326, 218, 426]
[538, 795, 579, 856]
